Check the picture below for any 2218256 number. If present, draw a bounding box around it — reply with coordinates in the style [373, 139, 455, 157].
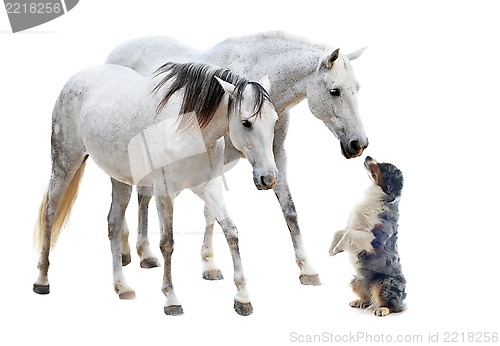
[5, 2, 62, 14]
[443, 332, 498, 343]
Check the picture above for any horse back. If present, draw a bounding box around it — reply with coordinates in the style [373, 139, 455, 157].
[106, 36, 200, 76]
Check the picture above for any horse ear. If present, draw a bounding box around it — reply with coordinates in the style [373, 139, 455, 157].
[326, 48, 340, 69]
[258, 75, 271, 93]
[214, 76, 236, 95]
[346, 47, 366, 61]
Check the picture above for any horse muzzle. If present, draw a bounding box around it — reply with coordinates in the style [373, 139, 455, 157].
[341, 139, 368, 159]
[253, 173, 277, 190]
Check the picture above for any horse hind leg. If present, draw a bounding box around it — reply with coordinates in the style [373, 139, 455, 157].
[33, 153, 88, 295]
[34, 86, 92, 295]
[108, 178, 135, 299]
[136, 186, 160, 268]
[201, 205, 224, 280]
[120, 220, 132, 266]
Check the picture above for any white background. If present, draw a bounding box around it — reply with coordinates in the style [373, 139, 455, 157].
[1, 1, 499, 345]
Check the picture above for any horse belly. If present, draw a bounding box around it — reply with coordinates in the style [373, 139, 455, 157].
[82, 115, 223, 191]
[80, 109, 159, 186]
[83, 129, 138, 185]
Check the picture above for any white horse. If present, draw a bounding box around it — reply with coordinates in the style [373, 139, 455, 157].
[33, 62, 278, 316]
[106, 31, 369, 285]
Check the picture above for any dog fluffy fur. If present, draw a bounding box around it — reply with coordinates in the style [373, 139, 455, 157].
[329, 156, 406, 316]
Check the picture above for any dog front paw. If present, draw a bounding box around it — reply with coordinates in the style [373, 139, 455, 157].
[329, 246, 343, 256]
[373, 307, 390, 317]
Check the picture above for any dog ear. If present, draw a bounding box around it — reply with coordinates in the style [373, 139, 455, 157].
[386, 174, 404, 203]
[379, 163, 404, 203]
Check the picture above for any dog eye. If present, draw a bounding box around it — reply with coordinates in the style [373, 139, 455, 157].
[329, 88, 341, 97]
[241, 119, 253, 129]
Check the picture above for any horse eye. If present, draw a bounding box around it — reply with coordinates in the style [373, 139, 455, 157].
[241, 119, 253, 128]
[329, 88, 341, 97]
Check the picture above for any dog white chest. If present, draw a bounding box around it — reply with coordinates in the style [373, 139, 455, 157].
[347, 184, 386, 232]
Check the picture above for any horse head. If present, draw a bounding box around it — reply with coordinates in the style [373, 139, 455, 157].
[306, 47, 369, 159]
[216, 75, 278, 190]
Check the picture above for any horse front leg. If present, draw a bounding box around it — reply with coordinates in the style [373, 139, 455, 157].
[200, 135, 241, 281]
[193, 179, 252, 316]
[154, 186, 183, 316]
[108, 178, 135, 299]
[201, 205, 224, 280]
[136, 185, 161, 268]
[273, 111, 321, 286]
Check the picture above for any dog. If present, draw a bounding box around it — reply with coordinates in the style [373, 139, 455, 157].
[329, 156, 406, 316]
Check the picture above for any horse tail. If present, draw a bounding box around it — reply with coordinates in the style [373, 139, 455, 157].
[34, 160, 87, 251]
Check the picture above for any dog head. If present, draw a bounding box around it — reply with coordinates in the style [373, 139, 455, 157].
[364, 156, 403, 203]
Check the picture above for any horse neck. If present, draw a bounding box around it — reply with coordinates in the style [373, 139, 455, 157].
[207, 36, 324, 113]
[197, 97, 230, 149]
[267, 50, 320, 113]
[150, 78, 229, 149]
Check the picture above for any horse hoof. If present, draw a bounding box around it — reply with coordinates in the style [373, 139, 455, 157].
[140, 258, 161, 269]
[202, 269, 224, 280]
[33, 284, 50, 295]
[299, 274, 322, 286]
[164, 305, 184, 316]
[122, 254, 132, 266]
[234, 301, 253, 316]
[118, 291, 136, 299]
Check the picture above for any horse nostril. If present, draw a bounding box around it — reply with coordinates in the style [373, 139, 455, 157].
[260, 176, 268, 187]
[260, 175, 276, 188]
[350, 140, 361, 153]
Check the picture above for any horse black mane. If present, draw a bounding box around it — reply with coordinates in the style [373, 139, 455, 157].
[152, 62, 271, 129]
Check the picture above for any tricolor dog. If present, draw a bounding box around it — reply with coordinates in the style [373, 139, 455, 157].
[329, 156, 406, 316]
